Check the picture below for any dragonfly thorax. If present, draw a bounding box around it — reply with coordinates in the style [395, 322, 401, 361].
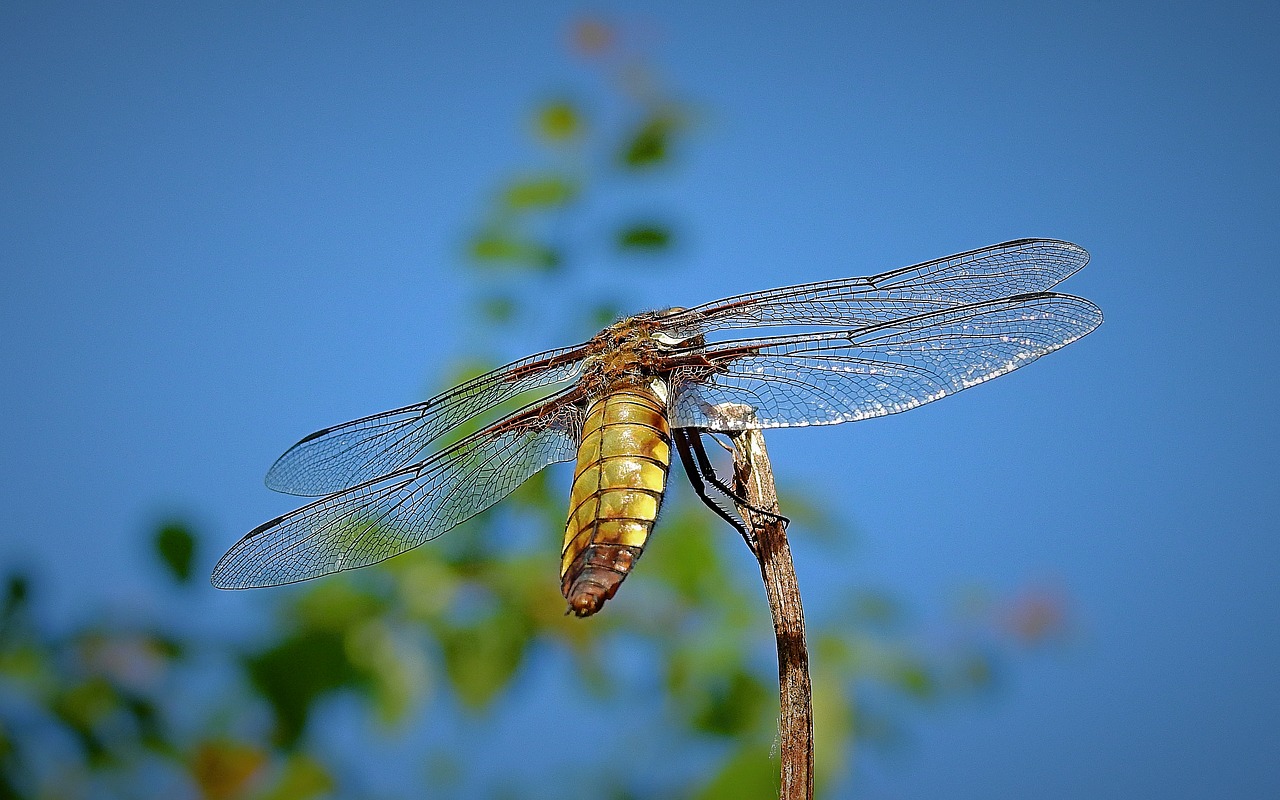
[579, 314, 678, 398]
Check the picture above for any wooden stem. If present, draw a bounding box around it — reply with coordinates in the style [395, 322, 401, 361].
[728, 428, 814, 800]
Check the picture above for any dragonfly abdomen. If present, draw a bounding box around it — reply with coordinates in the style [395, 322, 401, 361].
[561, 384, 671, 617]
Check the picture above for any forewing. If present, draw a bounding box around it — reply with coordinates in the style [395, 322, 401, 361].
[668, 293, 1101, 431]
[658, 239, 1089, 336]
[212, 393, 585, 589]
[265, 344, 588, 496]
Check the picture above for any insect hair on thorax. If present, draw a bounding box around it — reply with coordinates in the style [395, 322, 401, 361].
[577, 308, 707, 399]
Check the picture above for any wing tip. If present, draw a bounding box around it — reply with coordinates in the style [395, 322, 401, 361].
[209, 545, 256, 590]
[209, 561, 244, 590]
[210, 552, 293, 590]
[1029, 237, 1090, 264]
[209, 572, 239, 590]
[264, 460, 339, 497]
[210, 524, 286, 590]
[261, 427, 340, 495]
[1006, 238, 1091, 286]
[263, 449, 303, 492]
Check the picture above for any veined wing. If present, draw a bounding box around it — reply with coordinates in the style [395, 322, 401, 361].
[668, 293, 1101, 431]
[657, 239, 1089, 337]
[213, 390, 585, 589]
[265, 344, 589, 496]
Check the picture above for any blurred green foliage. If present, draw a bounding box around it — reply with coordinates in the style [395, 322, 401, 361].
[617, 223, 672, 251]
[534, 100, 584, 143]
[503, 176, 579, 211]
[155, 521, 196, 585]
[619, 110, 685, 169]
[0, 16, 1070, 800]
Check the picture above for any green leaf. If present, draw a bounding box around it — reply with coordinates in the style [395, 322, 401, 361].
[687, 668, 770, 737]
[892, 658, 936, 699]
[694, 741, 779, 800]
[151, 634, 186, 661]
[345, 619, 429, 726]
[288, 579, 386, 632]
[191, 739, 267, 800]
[153, 521, 196, 584]
[243, 630, 371, 748]
[502, 176, 578, 210]
[469, 230, 561, 271]
[534, 100, 583, 143]
[639, 504, 724, 604]
[120, 694, 167, 753]
[436, 611, 532, 710]
[616, 224, 671, 251]
[811, 668, 854, 788]
[477, 294, 518, 324]
[2, 572, 28, 622]
[619, 112, 682, 168]
[258, 753, 333, 800]
[52, 678, 118, 765]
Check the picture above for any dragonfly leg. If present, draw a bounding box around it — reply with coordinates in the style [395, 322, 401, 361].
[687, 430, 790, 531]
[673, 428, 791, 552]
[673, 427, 757, 552]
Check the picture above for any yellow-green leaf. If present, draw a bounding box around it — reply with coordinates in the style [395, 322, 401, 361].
[534, 100, 583, 143]
[258, 754, 333, 800]
[695, 742, 779, 800]
[502, 176, 578, 210]
[469, 231, 561, 271]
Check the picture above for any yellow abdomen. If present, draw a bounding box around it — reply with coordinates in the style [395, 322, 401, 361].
[561, 385, 671, 617]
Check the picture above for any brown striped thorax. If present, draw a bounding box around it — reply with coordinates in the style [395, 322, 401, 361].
[214, 240, 1101, 623]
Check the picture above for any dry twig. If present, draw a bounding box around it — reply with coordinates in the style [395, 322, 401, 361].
[728, 426, 814, 800]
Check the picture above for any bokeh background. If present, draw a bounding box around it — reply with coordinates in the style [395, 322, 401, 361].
[3, 2, 1278, 798]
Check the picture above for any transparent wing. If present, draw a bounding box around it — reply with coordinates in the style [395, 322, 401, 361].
[668, 293, 1101, 431]
[212, 392, 584, 589]
[264, 240, 1085, 494]
[658, 239, 1089, 337]
[265, 344, 588, 497]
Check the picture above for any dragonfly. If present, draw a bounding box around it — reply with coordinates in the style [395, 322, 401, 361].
[212, 238, 1102, 616]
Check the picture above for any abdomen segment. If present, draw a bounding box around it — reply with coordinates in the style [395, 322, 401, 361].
[561, 385, 671, 616]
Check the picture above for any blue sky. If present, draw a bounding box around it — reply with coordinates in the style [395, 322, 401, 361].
[3, 2, 1278, 797]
